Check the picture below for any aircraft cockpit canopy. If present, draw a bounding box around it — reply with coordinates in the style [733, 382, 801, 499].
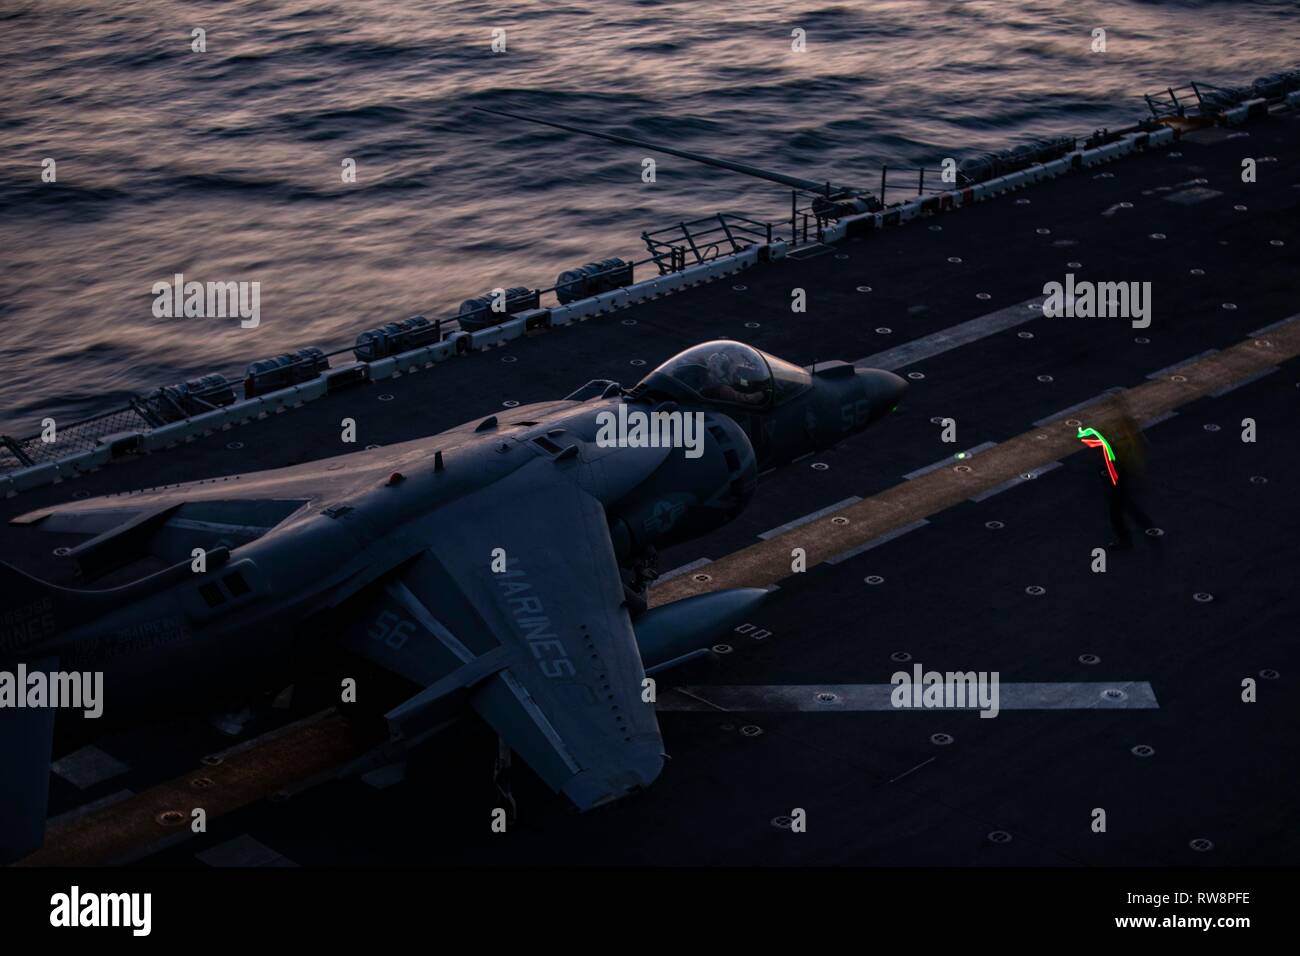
[640, 341, 811, 408]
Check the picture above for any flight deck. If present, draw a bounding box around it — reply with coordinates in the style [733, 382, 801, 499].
[5, 105, 1298, 868]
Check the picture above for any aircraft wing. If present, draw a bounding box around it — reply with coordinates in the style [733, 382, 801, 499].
[342, 461, 665, 810]
[7, 440, 439, 575]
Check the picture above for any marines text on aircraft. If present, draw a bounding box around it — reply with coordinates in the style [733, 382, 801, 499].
[0, 341, 905, 861]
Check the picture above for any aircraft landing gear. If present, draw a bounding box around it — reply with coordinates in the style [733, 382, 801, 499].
[494, 737, 517, 825]
[620, 546, 659, 618]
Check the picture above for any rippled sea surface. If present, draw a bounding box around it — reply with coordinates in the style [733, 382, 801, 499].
[0, 0, 1294, 432]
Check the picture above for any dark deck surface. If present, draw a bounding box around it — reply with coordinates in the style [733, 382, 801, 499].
[5, 110, 1298, 866]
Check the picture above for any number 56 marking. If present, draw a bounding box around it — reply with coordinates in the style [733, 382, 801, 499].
[368, 610, 416, 650]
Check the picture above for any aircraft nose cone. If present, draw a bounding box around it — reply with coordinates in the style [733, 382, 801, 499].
[882, 370, 908, 408]
[857, 368, 908, 417]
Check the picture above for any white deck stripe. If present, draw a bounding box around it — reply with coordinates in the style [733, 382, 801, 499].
[51, 745, 130, 789]
[758, 497, 862, 539]
[825, 519, 929, 565]
[1141, 410, 1179, 428]
[1145, 348, 1219, 380]
[657, 557, 712, 582]
[660, 682, 1159, 711]
[853, 297, 1045, 370]
[1210, 365, 1278, 396]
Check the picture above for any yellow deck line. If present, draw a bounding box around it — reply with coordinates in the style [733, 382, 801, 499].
[18, 318, 1298, 866]
[649, 320, 1298, 606]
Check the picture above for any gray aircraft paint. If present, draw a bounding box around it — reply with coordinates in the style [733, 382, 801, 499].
[0, 341, 905, 862]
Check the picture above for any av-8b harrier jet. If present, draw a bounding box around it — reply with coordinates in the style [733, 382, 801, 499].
[0, 341, 905, 859]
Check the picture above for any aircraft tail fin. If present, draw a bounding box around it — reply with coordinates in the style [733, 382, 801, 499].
[0, 655, 58, 863]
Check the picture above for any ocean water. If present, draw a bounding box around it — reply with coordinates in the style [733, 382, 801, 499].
[0, 0, 1295, 433]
